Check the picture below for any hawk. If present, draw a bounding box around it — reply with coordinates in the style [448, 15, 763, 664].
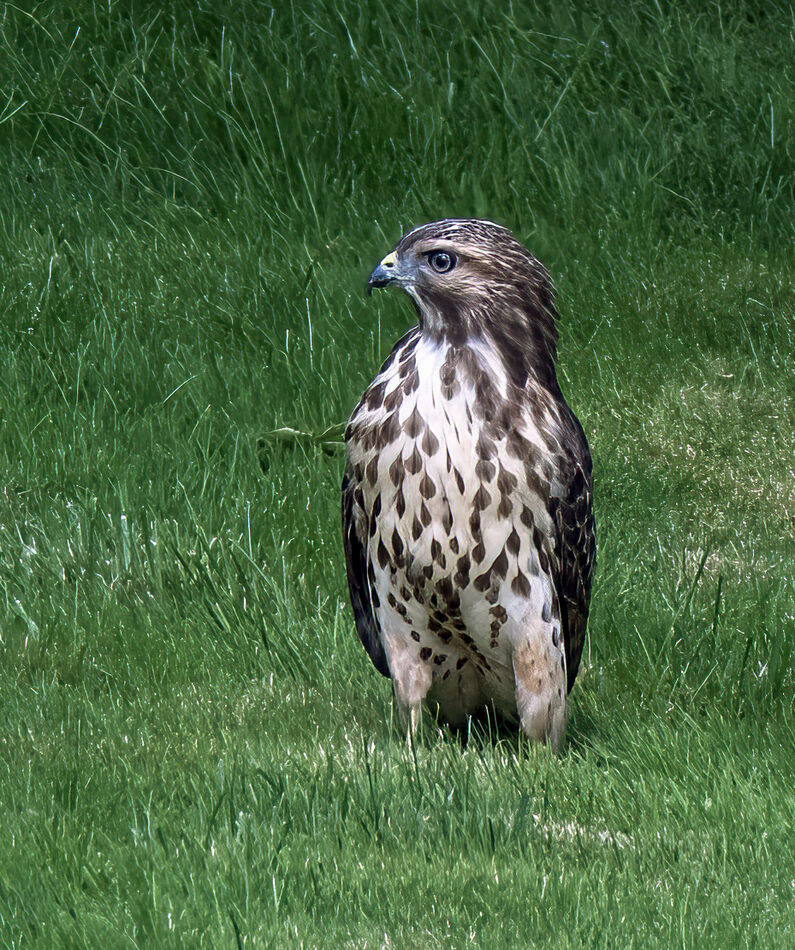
[342, 219, 595, 748]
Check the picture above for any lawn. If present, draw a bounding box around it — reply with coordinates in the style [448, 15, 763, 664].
[0, 1, 792, 946]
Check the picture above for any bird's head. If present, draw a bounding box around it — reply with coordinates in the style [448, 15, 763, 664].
[368, 218, 560, 384]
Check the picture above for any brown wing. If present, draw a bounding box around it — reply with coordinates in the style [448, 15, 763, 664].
[551, 430, 596, 693]
[341, 463, 389, 677]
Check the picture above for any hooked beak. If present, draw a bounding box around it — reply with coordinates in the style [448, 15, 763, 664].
[367, 251, 400, 295]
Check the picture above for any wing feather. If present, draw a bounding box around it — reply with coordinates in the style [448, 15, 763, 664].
[552, 428, 596, 693]
[341, 463, 389, 677]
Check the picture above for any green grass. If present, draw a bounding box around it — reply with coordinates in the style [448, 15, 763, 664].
[0, 1, 793, 946]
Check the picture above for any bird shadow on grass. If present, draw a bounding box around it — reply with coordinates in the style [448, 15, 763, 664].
[409, 696, 607, 762]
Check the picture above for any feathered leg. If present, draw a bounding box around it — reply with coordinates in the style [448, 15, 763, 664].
[381, 628, 433, 738]
[512, 618, 567, 751]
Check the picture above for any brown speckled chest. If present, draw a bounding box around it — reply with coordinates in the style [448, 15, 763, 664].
[345, 325, 570, 725]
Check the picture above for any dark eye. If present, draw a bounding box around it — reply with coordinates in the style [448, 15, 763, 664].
[428, 250, 456, 273]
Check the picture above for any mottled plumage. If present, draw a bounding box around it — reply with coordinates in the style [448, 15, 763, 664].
[342, 219, 595, 747]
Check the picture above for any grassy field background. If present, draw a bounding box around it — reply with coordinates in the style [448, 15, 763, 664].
[0, 1, 793, 946]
